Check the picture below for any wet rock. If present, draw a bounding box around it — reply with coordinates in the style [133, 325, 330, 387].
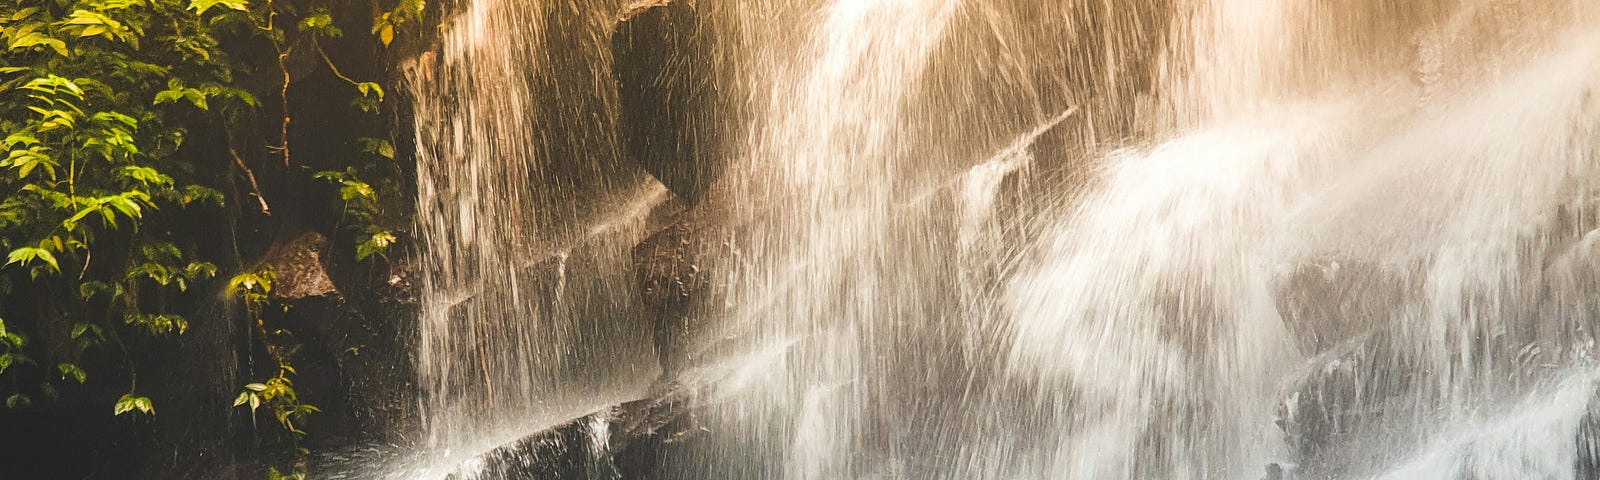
[1578, 386, 1600, 478]
[264, 231, 338, 300]
[1262, 463, 1284, 480]
[444, 414, 614, 480]
[612, 0, 719, 204]
[633, 201, 732, 379]
[443, 385, 707, 480]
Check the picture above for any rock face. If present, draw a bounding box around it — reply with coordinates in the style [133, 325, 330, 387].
[612, 0, 718, 204]
[259, 230, 419, 458]
[613, 0, 737, 381]
[437, 3, 746, 478]
[632, 201, 731, 379]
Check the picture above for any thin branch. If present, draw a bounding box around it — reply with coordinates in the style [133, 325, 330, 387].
[253, 0, 291, 167]
[77, 249, 90, 281]
[317, 43, 361, 87]
[229, 148, 271, 216]
[275, 49, 291, 168]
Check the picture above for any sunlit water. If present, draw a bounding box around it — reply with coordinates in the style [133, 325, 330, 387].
[395, 0, 667, 473]
[385, 0, 1600, 478]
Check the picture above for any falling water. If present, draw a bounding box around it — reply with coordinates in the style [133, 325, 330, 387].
[400, 0, 1600, 478]
[404, 0, 670, 469]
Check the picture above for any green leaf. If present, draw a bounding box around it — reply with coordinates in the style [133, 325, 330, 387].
[184, 90, 208, 110]
[180, 186, 226, 207]
[93, 111, 138, 128]
[9, 7, 40, 21]
[355, 82, 384, 101]
[187, 0, 248, 15]
[57, 363, 86, 383]
[153, 89, 184, 105]
[124, 313, 189, 336]
[6, 247, 59, 272]
[227, 269, 274, 295]
[6, 393, 31, 409]
[8, 32, 68, 57]
[245, 383, 266, 392]
[356, 231, 397, 260]
[358, 138, 395, 159]
[103, 194, 143, 220]
[58, 9, 138, 45]
[121, 166, 172, 186]
[298, 13, 341, 37]
[340, 180, 375, 201]
[6, 148, 58, 180]
[4, 132, 39, 148]
[115, 394, 153, 416]
[184, 262, 218, 279]
[154, 82, 208, 110]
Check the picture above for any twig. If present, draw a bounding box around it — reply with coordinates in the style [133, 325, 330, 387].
[275, 50, 291, 168]
[258, 0, 291, 167]
[230, 148, 271, 216]
[317, 43, 361, 87]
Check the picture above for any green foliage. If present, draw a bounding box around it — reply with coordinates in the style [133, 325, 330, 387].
[227, 265, 273, 304]
[357, 230, 396, 261]
[0, 0, 238, 431]
[314, 167, 396, 261]
[153, 79, 210, 111]
[57, 362, 86, 383]
[5, 246, 58, 275]
[113, 392, 153, 416]
[298, 12, 339, 38]
[0, 318, 32, 379]
[0, 0, 416, 476]
[266, 467, 306, 480]
[187, 0, 247, 16]
[371, 0, 424, 47]
[233, 375, 319, 436]
[229, 265, 318, 476]
[357, 137, 395, 160]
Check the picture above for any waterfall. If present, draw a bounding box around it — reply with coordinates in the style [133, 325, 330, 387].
[396, 0, 1600, 478]
[404, 0, 670, 468]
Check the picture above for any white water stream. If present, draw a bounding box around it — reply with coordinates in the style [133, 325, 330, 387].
[395, 0, 1600, 478]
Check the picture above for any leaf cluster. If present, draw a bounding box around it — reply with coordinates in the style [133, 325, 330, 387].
[0, 0, 240, 422]
[0, 0, 419, 476]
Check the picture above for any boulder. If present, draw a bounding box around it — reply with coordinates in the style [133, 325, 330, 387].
[263, 231, 338, 300]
